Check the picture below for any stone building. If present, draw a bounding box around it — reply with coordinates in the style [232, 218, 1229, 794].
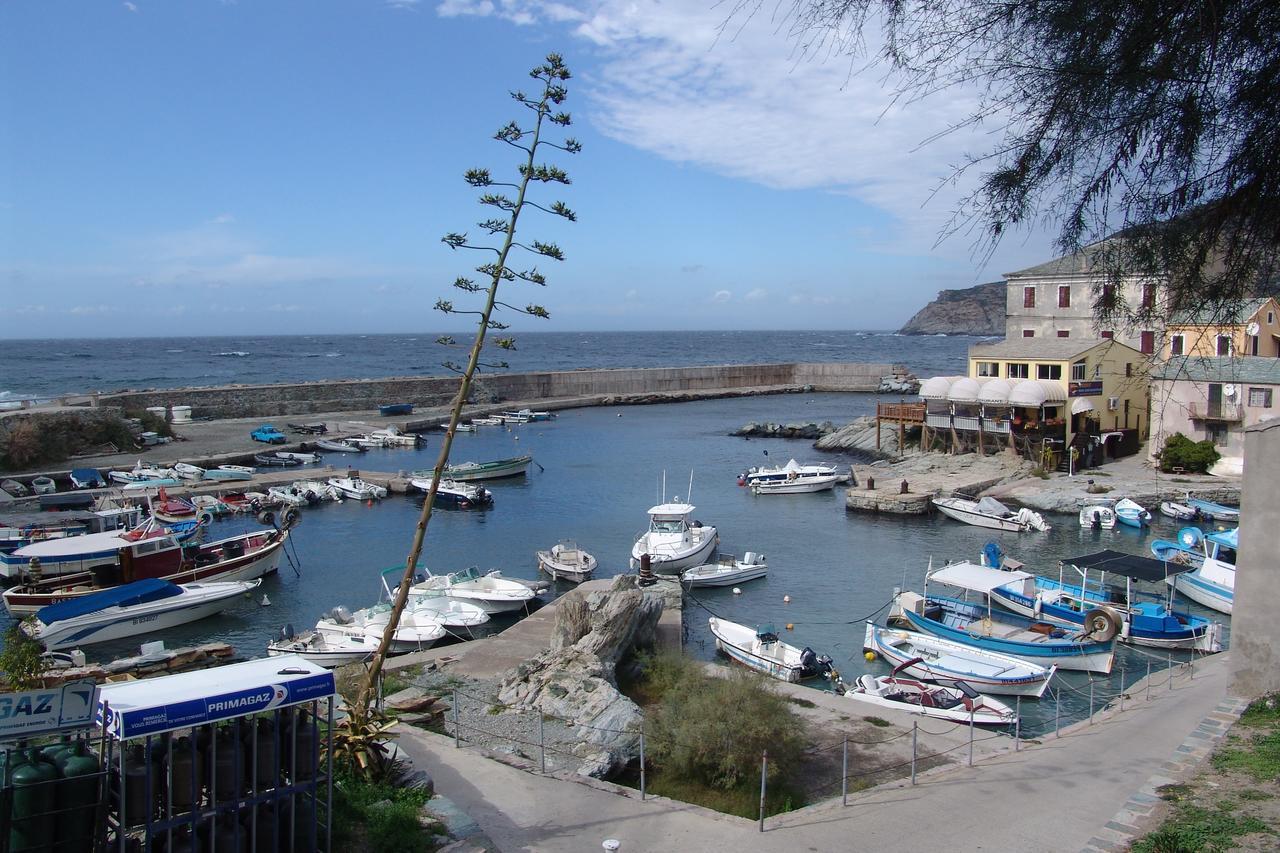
[1163, 296, 1280, 360]
[1149, 356, 1280, 469]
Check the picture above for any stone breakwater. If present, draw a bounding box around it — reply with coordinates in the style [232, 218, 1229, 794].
[92, 362, 907, 419]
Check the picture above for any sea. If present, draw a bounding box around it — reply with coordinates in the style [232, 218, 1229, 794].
[2, 331, 1219, 734]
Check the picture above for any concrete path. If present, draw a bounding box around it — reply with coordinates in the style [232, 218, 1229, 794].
[398, 653, 1234, 852]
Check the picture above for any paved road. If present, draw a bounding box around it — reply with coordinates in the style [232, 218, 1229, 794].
[399, 652, 1233, 852]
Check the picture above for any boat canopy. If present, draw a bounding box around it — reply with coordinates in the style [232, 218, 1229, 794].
[646, 503, 695, 517]
[1070, 397, 1096, 414]
[974, 496, 1014, 516]
[977, 379, 1015, 405]
[947, 377, 989, 403]
[1007, 379, 1068, 407]
[929, 561, 1033, 593]
[919, 376, 963, 400]
[1207, 528, 1238, 549]
[36, 578, 182, 626]
[15, 528, 131, 558]
[1065, 549, 1194, 581]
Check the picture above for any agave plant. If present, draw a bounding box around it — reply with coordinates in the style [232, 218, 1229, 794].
[327, 706, 400, 782]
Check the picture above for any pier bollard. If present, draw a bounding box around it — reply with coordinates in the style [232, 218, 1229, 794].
[758, 750, 768, 833]
[841, 736, 848, 805]
[637, 553, 655, 587]
[867, 476, 875, 491]
[968, 708, 975, 766]
[453, 689, 460, 748]
[1147, 660, 1152, 700]
[640, 726, 646, 801]
[1168, 653, 1174, 691]
[910, 723, 917, 785]
[900, 480, 909, 494]
[1014, 697, 1021, 750]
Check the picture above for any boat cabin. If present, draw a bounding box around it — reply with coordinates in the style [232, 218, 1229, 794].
[646, 503, 696, 533]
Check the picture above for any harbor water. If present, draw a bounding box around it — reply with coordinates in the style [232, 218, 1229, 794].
[22, 391, 1228, 735]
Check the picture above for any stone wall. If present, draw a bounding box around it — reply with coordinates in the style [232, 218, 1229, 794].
[1230, 417, 1280, 699]
[96, 362, 898, 419]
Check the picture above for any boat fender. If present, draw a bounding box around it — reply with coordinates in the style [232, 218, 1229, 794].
[691, 520, 702, 528]
[1032, 594, 1044, 617]
[256, 510, 276, 527]
[197, 511, 215, 527]
[282, 508, 301, 530]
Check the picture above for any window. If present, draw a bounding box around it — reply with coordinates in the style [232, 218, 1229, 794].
[1249, 387, 1273, 408]
[1024, 286, 1036, 308]
[1058, 286, 1071, 308]
[1070, 359, 1087, 381]
[1093, 364, 1102, 378]
[1170, 334, 1184, 356]
[976, 361, 1000, 377]
[1142, 282, 1155, 309]
[1007, 363, 1030, 379]
[1140, 330, 1155, 354]
[1269, 311, 1275, 325]
[1207, 423, 1228, 447]
[1057, 330, 1070, 338]
[1251, 335, 1259, 356]
[1126, 363, 1133, 377]
[1216, 335, 1232, 356]
[1100, 330, 1114, 339]
[1036, 364, 1062, 380]
[1022, 329, 1035, 338]
[1102, 283, 1116, 304]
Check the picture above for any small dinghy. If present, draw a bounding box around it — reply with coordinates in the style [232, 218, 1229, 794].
[31, 477, 57, 495]
[327, 477, 387, 500]
[707, 617, 833, 683]
[267, 486, 310, 507]
[173, 463, 205, 481]
[26, 577, 259, 650]
[203, 467, 254, 482]
[151, 490, 201, 524]
[535, 541, 598, 583]
[681, 552, 768, 587]
[840, 661, 1016, 726]
[409, 476, 493, 508]
[444, 454, 533, 481]
[267, 627, 377, 668]
[314, 438, 366, 454]
[254, 452, 302, 468]
[1079, 500, 1117, 529]
[293, 480, 342, 502]
[1114, 498, 1152, 528]
[863, 622, 1055, 698]
[933, 496, 1050, 532]
[276, 451, 320, 464]
[379, 403, 414, 416]
[1185, 496, 1240, 523]
[1160, 501, 1198, 521]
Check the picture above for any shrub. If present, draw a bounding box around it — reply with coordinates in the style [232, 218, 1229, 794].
[1158, 433, 1221, 473]
[646, 664, 806, 791]
[0, 622, 47, 690]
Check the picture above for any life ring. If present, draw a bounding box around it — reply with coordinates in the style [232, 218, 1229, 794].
[197, 511, 215, 527]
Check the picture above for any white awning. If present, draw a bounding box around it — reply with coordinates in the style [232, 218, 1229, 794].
[947, 377, 989, 403]
[919, 375, 960, 400]
[928, 561, 1033, 593]
[1070, 397, 1096, 414]
[1007, 379, 1068, 407]
[977, 378, 1014, 405]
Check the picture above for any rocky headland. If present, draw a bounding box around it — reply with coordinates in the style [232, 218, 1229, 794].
[898, 281, 1006, 336]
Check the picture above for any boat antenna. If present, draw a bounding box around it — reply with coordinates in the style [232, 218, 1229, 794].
[687, 469, 695, 504]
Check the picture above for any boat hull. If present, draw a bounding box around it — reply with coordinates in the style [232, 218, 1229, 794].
[750, 476, 838, 494]
[444, 456, 533, 481]
[709, 617, 807, 682]
[682, 565, 768, 587]
[536, 551, 596, 583]
[841, 684, 1014, 726]
[266, 637, 375, 669]
[630, 526, 718, 572]
[933, 501, 1024, 532]
[863, 623, 1053, 698]
[1167, 572, 1233, 614]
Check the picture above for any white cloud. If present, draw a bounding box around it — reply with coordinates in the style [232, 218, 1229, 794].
[712, 289, 731, 303]
[387, 0, 423, 9]
[437, 0, 493, 17]
[122, 1, 138, 12]
[624, 289, 638, 300]
[744, 287, 767, 301]
[210, 213, 236, 224]
[69, 305, 117, 316]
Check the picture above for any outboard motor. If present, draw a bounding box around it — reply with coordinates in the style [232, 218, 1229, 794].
[279, 624, 295, 642]
[799, 647, 833, 679]
[1091, 510, 1102, 529]
[330, 606, 353, 625]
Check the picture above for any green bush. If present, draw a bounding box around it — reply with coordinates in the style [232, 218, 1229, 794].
[0, 412, 138, 471]
[1158, 433, 1221, 473]
[0, 622, 47, 690]
[332, 770, 436, 853]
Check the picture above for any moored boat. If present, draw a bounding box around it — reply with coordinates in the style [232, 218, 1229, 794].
[173, 463, 205, 481]
[1114, 498, 1152, 528]
[839, 662, 1017, 726]
[409, 476, 493, 508]
[750, 472, 840, 494]
[69, 468, 106, 489]
[32, 477, 57, 495]
[314, 438, 366, 454]
[327, 477, 387, 500]
[739, 459, 845, 487]
[1079, 499, 1117, 529]
[1160, 501, 1198, 521]
[26, 577, 259, 650]
[444, 454, 533, 481]
[933, 496, 1050, 532]
[0, 514, 205, 582]
[1157, 527, 1236, 614]
[1, 479, 29, 497]
[254, 452, 302, 468]
[203, 467, 254, 482]
[629, 501, 718, 572]
[535, 541, 598, 583]
[380, 568, 492, 627]
[863, 622, 1055, 698]
[379, 403, 414, 416]
[267, 628, 377, 668]
[708, 616, 833, 683]
[681, 552, 768, 587]
[276, 451, 320, 464]
[1185, 495, 1239, 523]
[408, 566, 535, 614]
[315, 603, 444, 654]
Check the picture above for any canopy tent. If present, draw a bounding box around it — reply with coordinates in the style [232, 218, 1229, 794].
[927, 561, 1034, 593]
[947, 377, 989, 403]
[1064, 550, 1194, 582]
[1070, 397, 1096, 414]
[919, 376, 962, 400]
[977, 378, 1014, 405]
[1007, 379, 1068, 407]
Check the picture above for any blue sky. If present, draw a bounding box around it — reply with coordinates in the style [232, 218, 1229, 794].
[0, 0, 1057, 338]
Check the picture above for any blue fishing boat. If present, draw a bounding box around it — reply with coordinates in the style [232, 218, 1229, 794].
[1154, 528, 1236, 614]
[890, 561, 1117, 673]
[1114, 498, 1152, 528]
[1184, 496, 1239, 523]
[379, 403, 414, 416]
[69, 468, 106, 489]
[987, 549, 1222, 652]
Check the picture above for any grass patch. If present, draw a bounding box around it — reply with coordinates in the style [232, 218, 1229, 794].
[788, 696, 817, 709]
[381, 664, 424, 698]
[1239, 789, 1273, 801]
[332, 771, 438, 853]
[1212, 729, 1280, 781]
[863, 716, 892, 728]
[1131, 802, 1270, 853]
[1157, 783, 1194, 802]
[643, 770, 806, 820]
[1239, 693, 1280, 727]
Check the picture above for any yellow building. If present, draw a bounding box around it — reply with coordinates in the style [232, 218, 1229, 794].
[919, 338, 1149, 468]
[1164, 297, 1280, 359]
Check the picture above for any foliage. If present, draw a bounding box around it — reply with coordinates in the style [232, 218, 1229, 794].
[0, 412, 137, 471]
[753, 0, 1280, 322]
[1158, 433, 1221, 473]
[332, 769, 438, 853]
[325, 705, 400, 783]
[0, 622, 47, 690]
[356, 52, 579, 719]
[1131, 801, 1270, 853]
[643, 656, 806, 791]
[863, 716, 891, 728]
[1239, 693, 1280, 727]
[1212, 729, 1280, 782]
[125, 409, 175, 438]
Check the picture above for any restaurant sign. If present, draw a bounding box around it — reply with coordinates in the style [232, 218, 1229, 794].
[1069, 380, 1104, 397]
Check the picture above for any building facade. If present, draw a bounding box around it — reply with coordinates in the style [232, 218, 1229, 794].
[1149, 356, 1280, 465]
[1163, 297, 1280, 360]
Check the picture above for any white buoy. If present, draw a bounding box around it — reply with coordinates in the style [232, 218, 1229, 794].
[732, 587, 742, 595]
[603, 841, 621, 851]
[783, 594, 792, 604]
[261, 594, 271, 607]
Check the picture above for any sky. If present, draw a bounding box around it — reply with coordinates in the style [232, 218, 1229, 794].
[0, 0, 1060, 338]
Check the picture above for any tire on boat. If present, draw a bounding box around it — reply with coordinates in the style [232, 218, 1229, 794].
[1082, 606, 1121, 642]
[282, 507, 302, 530]
[256, 510, 276, 528]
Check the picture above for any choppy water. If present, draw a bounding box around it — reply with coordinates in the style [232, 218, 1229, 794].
[0, 330, 979, 399]
[44, 393, 1226, 735]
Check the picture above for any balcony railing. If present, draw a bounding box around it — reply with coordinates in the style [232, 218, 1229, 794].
[1187, 401, 1243, 422]
[925, 413, 952, 428]
[986, 420, 1012, 434]
[953, 416, 981, 431]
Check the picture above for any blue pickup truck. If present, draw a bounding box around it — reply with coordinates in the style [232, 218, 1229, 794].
[250, 424, 287, 444]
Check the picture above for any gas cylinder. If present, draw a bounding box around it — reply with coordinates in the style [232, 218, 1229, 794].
[204, 814, 250, 853]
[244, 718, 278, 791]
[10, 748, 57, 853]
[122, 743, 154, 827]
[168, 735, 201, 813]
[282, 709, 318, 783]
[209, 726, 239, 803]
[54, 741, 100, 852]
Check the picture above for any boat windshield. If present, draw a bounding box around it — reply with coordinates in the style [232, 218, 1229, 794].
[649, 518, 686, 533]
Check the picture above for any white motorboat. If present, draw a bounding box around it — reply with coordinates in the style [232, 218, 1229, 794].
[470, 417, 503, 426]
[862, 622, 1054, 698]
[110, 464, 179, 485]
[316, 604, 446, 654]
[267, 486, 310, 507]
[203, 468, 253, 482]
[293, 480, 343, 502]
[535, 541, 598, 583]
[380, 567, 492, 627]
[32, 477, 57, 495]
[1159, 501, 1198, 521]
[173, 463, 205, 481]
[933, 496, 1050, 532]
[409, 566, 535, 614]
[739, 459, 846, 487]
[409, 476, 493, 508]
[314, 439, 365, 454]
[1079, 500, 1117, 529]
[327, 477, 387, 500]
[266, 628, 377, 668]
[707, 617, 833, 683]
[681, 552, 768, 587]
[369, 427, 421, 447]
[840, 663, 1017, 726]
[750, 473, 841, 494]
[190, 494, 232, 516]
[277, 451, 320, 464]
[629, 501, 718, 572]
[26, 577, 259, 651]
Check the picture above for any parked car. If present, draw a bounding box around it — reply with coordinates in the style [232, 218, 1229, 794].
[251, 425, 288, 444]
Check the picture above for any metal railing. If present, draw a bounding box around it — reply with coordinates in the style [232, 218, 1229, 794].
[1187, 401, 1243, 421]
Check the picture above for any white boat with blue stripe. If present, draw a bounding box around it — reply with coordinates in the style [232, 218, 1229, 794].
[863, 622, 1055, 698]
[1154, 527, 1236, 614]
[708, 617, 833, 683]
